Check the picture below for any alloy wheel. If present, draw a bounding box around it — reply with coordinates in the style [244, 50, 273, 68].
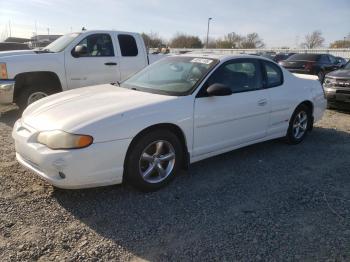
[293, 111, 308, 139]
[27, 92, 48, 105]
[139, 140, 176, 184]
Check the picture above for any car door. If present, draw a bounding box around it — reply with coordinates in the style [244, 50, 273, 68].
[261, 60, 293, 136]
[193, 58, 270, 157]
[64, 33, 120, 89]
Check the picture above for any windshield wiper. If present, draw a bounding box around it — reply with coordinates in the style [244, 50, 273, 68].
[110, 81, 120, 86]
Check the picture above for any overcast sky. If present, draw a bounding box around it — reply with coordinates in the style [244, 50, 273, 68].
[0, 0, 349, 47]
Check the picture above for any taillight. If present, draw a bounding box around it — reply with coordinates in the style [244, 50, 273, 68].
[305, 62, 314, 70]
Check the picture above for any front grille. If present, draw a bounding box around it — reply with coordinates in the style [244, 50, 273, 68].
[334, 79, 350, 88]
[336, 90, 350, 95]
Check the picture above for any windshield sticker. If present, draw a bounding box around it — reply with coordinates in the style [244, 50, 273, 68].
[190, 58, 213, 64]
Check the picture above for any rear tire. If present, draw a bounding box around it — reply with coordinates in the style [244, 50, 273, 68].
[286, 104, 312, 144]
[125, 129, 182, 192]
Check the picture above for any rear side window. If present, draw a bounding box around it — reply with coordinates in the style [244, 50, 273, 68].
[287, 54, 320, 61]
[207, 59, 263, 93]
[319, 55, 330, 63]
[118, 34, 138, 56]
[263, 61, 283, 87]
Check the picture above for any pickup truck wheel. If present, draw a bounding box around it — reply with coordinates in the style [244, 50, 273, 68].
[17, 85, 55, 111]
[125, 129, 182, 192]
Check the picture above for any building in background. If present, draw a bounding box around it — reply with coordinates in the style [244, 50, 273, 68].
[30, 34, 62, 48]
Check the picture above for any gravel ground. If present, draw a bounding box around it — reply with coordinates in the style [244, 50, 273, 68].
[1, 105, 350, 261]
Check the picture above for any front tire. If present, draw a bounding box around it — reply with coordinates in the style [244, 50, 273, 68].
[125, 129, 182, 191]
[17, 85, 57, 111]
[286, 104, 311, 144]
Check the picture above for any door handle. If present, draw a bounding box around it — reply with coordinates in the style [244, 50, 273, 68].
[258, 99, 267, 106]
[105, 62, 117, 66]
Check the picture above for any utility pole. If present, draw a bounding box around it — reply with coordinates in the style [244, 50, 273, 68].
[47, 28, 49, 36]
[9, 20, 11, 37]
[206, 17, 212, 48]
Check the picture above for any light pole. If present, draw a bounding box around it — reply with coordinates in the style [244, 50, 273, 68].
[206, 17, 212, 48]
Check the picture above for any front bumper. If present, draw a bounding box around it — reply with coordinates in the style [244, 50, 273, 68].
[0, 79, 15, 104]
[12, 119, 132, 189]
[324, 87, 350, 103]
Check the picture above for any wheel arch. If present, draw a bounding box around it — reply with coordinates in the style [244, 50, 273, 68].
[13, 71, 62, 102]
[124, 123, 190, 171]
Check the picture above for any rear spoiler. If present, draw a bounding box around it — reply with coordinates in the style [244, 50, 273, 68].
[293, 73, 319, 81]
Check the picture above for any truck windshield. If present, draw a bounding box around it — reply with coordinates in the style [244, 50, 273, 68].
[121, 56, 218, 96]
[44, 33, 81, 53]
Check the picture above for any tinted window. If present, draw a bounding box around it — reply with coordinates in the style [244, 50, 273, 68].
[76, 34, 114, 57]
[207, 59, 262, 93]
[319, 55, 330, 63]
[263, 61, 283, 87]
[287, 54, 321, 61]
[118, 34, 138, 56]
[328, 55, 336, 64]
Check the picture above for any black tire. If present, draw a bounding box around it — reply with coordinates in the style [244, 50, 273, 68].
[125, 129, 183, 192]
[16, 85, 58, 112]
[286, 104, 312, 144]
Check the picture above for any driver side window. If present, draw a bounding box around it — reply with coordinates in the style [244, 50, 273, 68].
[76, 34, 114, 57]
[206, 59, 263, 93]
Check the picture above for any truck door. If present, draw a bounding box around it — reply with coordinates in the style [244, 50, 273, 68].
[114, 33, 148, 81]
[64, 33, 120, 89]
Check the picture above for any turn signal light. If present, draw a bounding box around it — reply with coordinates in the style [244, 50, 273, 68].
[0, 63, 8, 79]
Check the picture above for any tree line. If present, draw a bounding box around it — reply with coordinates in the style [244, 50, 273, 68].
[142, 31, 350, 49]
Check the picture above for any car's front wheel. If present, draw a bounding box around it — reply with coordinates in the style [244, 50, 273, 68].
[125, 129, 182, 191]
[286, 104, 311, 144]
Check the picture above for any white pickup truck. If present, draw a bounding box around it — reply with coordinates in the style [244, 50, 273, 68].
[0, 30, 163, 110]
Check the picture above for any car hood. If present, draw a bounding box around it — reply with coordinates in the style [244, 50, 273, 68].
[22, 84, 177, 134]
[326, 69, 350, 79]
[0, 50, 36, 58]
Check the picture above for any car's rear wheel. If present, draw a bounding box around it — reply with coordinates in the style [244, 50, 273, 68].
[286, 104, 311, 144]
[125, 129, 182, 191]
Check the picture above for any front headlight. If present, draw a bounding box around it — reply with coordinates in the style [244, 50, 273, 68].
[323, 77, 336, 87]
[37, 130, 93, 149]
[0, 63, 8, 79]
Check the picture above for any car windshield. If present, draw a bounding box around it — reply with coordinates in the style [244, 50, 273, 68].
[286, 54, 320, 61]
[121, 56, 219, 95]
[44, 33, 81, 52]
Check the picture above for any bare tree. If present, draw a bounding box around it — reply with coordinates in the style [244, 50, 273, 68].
[241, 33, 265, 49]
[216, 32, 244, 48]
[216, 32, 264, 49]
[141, 32, 164, 49]
[170, 33, 203, 48]
[301, 31, 325, 49]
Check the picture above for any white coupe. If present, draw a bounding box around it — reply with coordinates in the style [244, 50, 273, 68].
[12, 54, 326, 191]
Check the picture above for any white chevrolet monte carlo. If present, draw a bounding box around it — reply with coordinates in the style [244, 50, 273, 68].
[12, 54, 326, 191]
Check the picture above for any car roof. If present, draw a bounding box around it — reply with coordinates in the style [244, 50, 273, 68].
[177, 52, 274, 63]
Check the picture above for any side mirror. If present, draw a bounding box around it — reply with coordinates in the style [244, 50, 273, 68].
[72, 45, 87, 57]
[206, 83, 232, 96]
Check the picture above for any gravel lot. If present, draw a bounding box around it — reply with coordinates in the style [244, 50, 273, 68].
[1, 105, 350, 261]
